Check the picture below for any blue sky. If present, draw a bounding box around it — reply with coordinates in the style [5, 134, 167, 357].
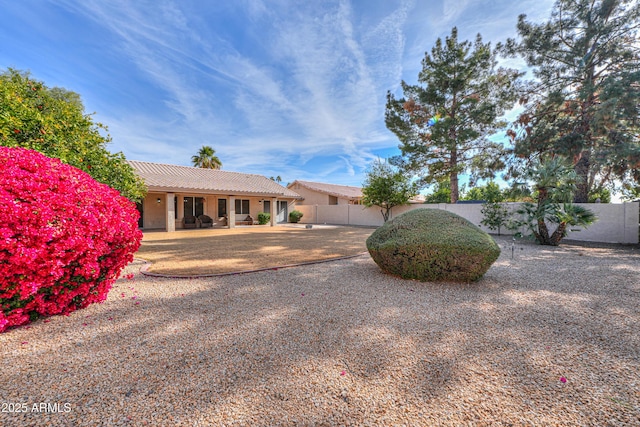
[1, 0, 555, 188]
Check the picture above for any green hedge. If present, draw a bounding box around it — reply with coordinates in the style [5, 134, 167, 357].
[366, 209, 500, 283]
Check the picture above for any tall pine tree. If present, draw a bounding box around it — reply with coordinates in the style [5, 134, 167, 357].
[505, 0, 640, 202]
[385, 27, 522, 203]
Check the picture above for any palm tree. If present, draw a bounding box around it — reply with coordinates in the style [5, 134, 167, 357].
[514, 158, 597, 245]
[191, 145, 222, 169]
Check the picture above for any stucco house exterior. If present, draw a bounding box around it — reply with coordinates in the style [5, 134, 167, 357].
[287, 180, 426, 206]
[287, 180, 364, 205]
[129, 161, 302, 231]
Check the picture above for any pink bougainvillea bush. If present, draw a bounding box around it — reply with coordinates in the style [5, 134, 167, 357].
[0, 147, 142, 332]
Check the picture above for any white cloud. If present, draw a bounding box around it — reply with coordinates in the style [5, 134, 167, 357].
[30, 0, 555, 187]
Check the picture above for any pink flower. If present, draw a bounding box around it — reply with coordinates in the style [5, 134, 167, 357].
[560, 377, 567, 383]
[125, 273, 134, 280]
[0, 147, 142, 333]
[340, 370, 346, 376]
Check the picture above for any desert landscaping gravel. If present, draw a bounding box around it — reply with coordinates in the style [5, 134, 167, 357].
[1, 235, 639, 426]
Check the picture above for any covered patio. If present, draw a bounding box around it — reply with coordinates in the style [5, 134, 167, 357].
[129, 160, 302, 231]
[136, 225, 374, 276]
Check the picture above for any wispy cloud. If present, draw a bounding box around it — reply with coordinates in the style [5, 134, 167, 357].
[49, 0, 414, 180]
[3, 0, 555, 187]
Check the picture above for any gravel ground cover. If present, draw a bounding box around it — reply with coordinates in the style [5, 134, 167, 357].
[1, 236, 639, 426]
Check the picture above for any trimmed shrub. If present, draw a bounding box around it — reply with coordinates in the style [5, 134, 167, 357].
[0, 147, 142, 332]
[289, 210, 303, 223]
[257, 212, 271, 225]
[366, 209, 500, 283]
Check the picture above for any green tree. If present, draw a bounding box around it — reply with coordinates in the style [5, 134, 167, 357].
[463, 181, 505, 202]
[588, 187, 611, 203]
[480, 202, 511, 235]
[423, 178, 453, 203]
[621, 184, 640, 201]
[0, 69, 146, 201]
[386, 27, 522, 203]
[191, 145, 222, 169]
[504, 0, 640, 202]
[502, 180, 534, 202]
[362, 160, 418, 222]
[511, 158, 597, 245]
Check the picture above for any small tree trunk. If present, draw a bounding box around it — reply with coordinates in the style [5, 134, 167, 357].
[537, 219, 551, 244]
[549, 222, 567, 246]
[381, 208, 390, 222]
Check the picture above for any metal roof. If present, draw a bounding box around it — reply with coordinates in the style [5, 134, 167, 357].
[288, 180, 425, 204]
[129, 160, 302, 199]
[288, 180, 363, 200]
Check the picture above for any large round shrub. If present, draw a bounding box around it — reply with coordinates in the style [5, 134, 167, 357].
[366, 209, 500, 283]
[0, 147, 142, 332]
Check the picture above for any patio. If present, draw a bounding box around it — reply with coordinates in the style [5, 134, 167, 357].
[136, 225, 375, 276]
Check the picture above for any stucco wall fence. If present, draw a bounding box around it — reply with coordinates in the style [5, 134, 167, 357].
[295, 202, 640, 244]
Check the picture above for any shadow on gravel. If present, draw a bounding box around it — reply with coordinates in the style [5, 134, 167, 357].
[2, 241, 639, 425]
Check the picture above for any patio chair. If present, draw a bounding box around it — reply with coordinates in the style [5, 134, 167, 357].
[236, 215, 254, 226]
[183, 215, 197, 229]
[198, 214, 213, 228]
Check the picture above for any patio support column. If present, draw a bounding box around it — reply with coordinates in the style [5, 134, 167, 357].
[228, 196, 236, 228]
[176, 195, 184, 222]
[270, 197, 277, 226]
[166, 193, 175, 232]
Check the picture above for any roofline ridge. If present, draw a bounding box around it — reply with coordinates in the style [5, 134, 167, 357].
[128, 159, 272, 179]
[292, 180, 362, 189]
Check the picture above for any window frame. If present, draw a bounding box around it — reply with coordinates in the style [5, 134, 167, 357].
[234, 199, 250, 215]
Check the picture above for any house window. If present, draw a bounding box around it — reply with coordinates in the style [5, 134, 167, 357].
[262, 200, 271, 213]
[183, 197, 204, 217]
[218, 199, 227, 217]
[329, 195, 338, 205]
[235, 199, 250, 215]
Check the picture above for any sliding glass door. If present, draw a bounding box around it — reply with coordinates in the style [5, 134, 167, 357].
[183, 197, 204, 217]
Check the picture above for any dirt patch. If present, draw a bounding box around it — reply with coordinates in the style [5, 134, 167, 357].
[136, 225, 375, 276]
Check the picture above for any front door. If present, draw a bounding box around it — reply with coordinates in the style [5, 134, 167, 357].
[277, 201, 288, 223]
